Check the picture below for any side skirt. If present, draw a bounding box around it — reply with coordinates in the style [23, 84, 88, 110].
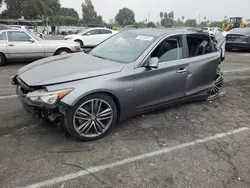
[136, 91, 208, 115]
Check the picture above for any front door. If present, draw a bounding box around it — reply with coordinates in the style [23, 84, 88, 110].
[134, 35, 189, 111]
[7, 31, 44, 60]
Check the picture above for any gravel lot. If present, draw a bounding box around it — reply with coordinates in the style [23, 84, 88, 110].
[0, 51, 250, 188]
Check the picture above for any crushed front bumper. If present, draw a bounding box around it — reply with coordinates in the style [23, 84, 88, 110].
[14, 76, 69, 121]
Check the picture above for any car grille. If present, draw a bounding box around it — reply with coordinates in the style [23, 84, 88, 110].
[16, 76, 35, 94]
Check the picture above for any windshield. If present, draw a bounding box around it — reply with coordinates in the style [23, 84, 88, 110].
[77, 29, 88, 35]
[26, 31, 43, 41]
[90, 32, 156, 63]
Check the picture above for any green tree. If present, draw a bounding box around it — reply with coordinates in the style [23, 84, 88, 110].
[174, 18, 184, 27]
[82, 0, 103, 24]
[115, 8, 135, 26]
[185, 19, 197, 27]
[60, 8, 79, 19]
[199, 21, 208, 27]
[147, 21, 156, 28]
[210, 21, 223, 28]
[160, 12, 163, 20]
[1, 0, 23, 18]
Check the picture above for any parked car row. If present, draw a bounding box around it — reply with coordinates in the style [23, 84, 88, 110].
[12, 28, 225, 141]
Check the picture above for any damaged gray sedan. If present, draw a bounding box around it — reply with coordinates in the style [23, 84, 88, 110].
[12, 28, 225, 141]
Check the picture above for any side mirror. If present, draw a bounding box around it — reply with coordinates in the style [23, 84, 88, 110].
[29, 38, 35, 43]
[147, 57, 159, 69]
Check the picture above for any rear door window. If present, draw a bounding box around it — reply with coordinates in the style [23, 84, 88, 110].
[87, 29, 101, 35]
[100, 29, 112, 34]
[186, 34, 214, 57]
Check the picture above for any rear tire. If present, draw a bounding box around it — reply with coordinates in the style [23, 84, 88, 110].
[74, 40, 84, 48]
[0, 53, 6, 66]
[65, 94, 118, 141]
[55, 48, 72, 55]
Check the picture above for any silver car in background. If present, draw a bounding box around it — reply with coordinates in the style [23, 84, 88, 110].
[0, 29, 81, 65]
[12, 28, 224, 141]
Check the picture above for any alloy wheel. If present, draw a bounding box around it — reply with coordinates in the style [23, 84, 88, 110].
[208, 72, 223, 100]
[73, 99, 114, 138]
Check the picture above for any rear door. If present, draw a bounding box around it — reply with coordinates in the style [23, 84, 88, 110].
[7, 31, 44, 60]
[134, 35, 189, 111]
[185, 34, 220, 96]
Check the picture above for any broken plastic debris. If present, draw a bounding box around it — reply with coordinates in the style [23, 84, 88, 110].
[238, 177, 241, 180]
[175, 116, 179, 119]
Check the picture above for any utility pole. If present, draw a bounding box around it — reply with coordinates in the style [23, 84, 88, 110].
[148, 12, 150, 23]
[199, 14, 200, 24]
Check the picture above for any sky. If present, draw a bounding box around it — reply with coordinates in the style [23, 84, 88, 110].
[60, 0, 250, 23]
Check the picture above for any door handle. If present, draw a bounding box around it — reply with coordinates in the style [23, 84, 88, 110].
[8, 44, 14, 47]
[177, 68, 187, 74]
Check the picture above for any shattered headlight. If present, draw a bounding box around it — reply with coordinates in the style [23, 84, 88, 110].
[26, 88, 73, 105]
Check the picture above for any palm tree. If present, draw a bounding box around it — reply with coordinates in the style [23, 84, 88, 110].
[181, 16, 185, 21]
[204, 16, 207, 21]
[224, 15, 228, 20]
[160, 12, 163, 20]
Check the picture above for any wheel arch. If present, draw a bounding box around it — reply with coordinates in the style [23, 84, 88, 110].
[54, 47, 72, 55]
[71, 90, 121, 122]
[74, 39, 84, 47]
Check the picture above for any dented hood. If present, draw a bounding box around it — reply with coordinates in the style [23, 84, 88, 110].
[17, 52, 125, 86]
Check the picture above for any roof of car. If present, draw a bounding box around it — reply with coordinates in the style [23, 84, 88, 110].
[125, 28, 205, 37]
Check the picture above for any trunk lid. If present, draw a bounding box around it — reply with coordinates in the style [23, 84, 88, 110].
[226, 34, 248, 43]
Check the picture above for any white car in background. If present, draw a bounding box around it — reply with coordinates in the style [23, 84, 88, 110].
[201, 27, 227, 37]
[64, 27, 118, 48]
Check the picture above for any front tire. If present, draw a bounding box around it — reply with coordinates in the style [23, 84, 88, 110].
[74, 40, 84, 48]
[65, 94, 117, 141]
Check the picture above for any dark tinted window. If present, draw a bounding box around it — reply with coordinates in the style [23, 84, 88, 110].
[0, 32, 7, 40]
[100, 29, 112, 34]
[8, 31, 30, 41]
[187, 34, 213, 57]
[88, 29, 100, 35]
[151, 36, 183, 63]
